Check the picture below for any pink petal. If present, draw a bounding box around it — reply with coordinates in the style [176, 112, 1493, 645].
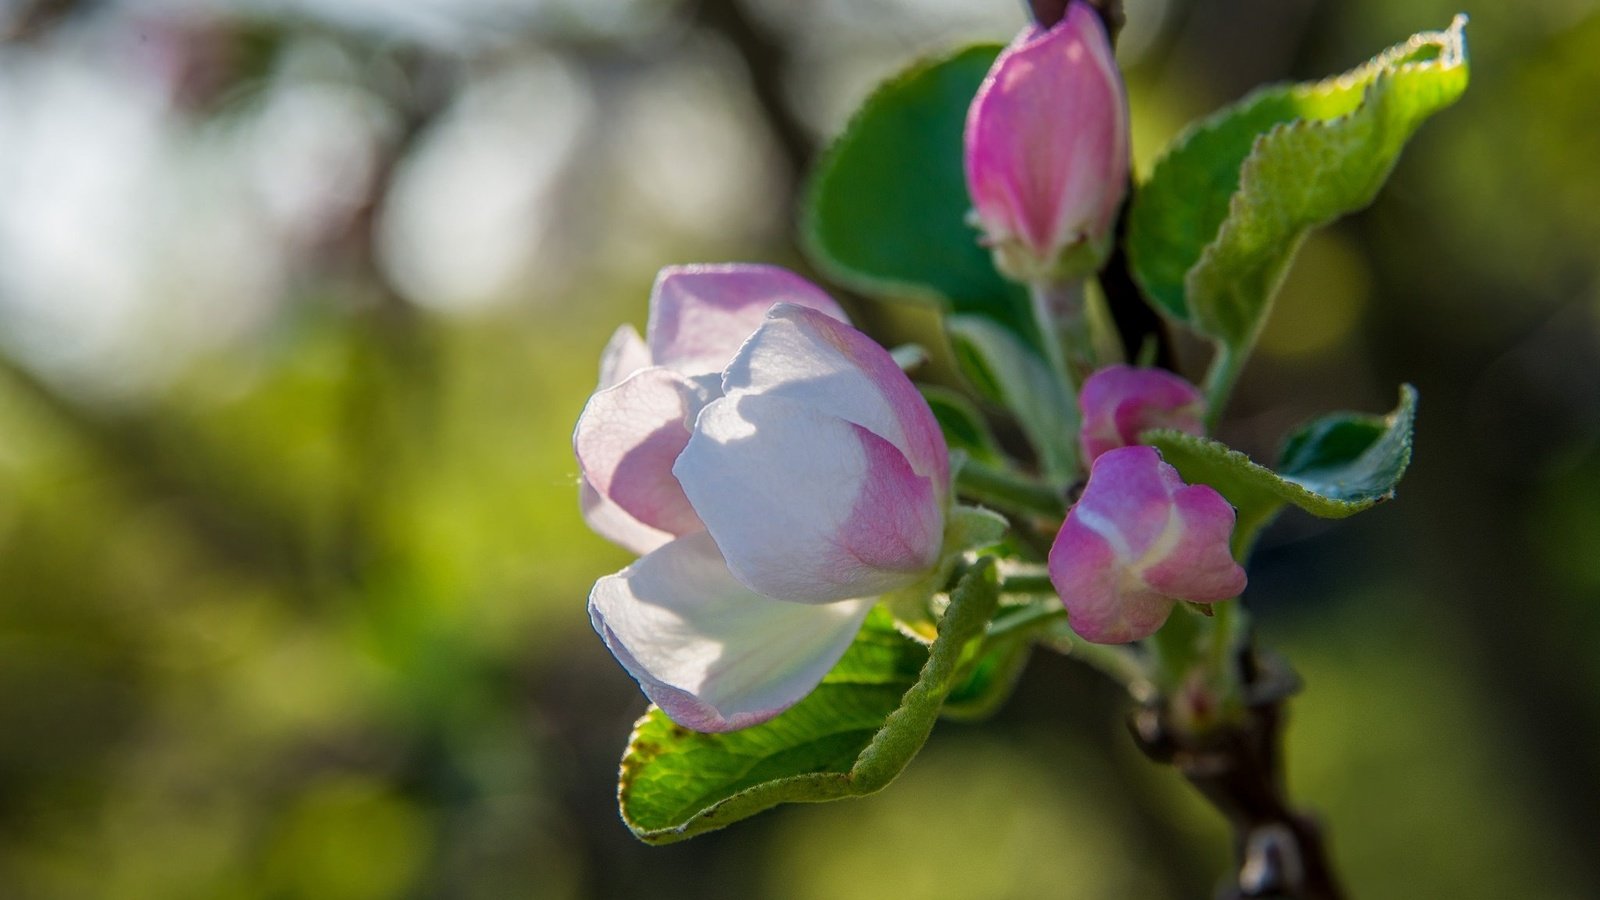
[573, 367, 709, 538]
[579, 476, 672, 556]
[589, 532, 875, 732]
[1068, 445, 1185, 557]
[1140, 484, 1247, 602]
[720, 304, 949, 496]
[645, 264, 848, 376]
[1048, 446, 1245, 643]
[674, 393, 943, 604]
[1078, 365, 1206, 463]
[1048, 511, 1178, 643]
[964, 3, 1128, 267]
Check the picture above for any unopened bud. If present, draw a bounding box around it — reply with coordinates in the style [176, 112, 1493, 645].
[964, 1, 1130, 282]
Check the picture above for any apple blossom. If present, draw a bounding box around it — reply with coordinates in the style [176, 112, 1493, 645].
[964, 1, 1130, 282]
[1078, 365, 1206, 464]
[1049, 446, 1245, 643]
[579, 283, 950, 732]
[574, 263, 847, 555]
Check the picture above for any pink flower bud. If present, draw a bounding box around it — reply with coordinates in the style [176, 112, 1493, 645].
[1078, 365, 1206, 465]
[964, 2, 1130, 282]
[1049, 446, 1245, 643]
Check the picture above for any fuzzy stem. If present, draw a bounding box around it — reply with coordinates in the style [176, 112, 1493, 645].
[1202, 344, 1246, 428]
[955, 460, 1067, 518]
[1030, 278, 1105, 387]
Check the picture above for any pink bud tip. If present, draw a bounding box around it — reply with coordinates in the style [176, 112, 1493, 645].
[963, 1, 1130, 281]
[1078, 365, 1206, 465]
[1048, 446, 1245, 643]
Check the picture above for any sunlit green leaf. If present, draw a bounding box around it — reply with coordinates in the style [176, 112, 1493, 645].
[1128, 16, 1469, 349]
[1147, 385, 1417, 555]
[617, 560, 1001, 843]
[802, 45, 1035, 341]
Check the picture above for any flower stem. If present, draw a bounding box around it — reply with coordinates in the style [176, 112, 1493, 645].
[954, 460, 1067, 519]
[1202, 344, 1246, 429]
[995, 572, 1055, 595]
[1028, 279, 1078, 388]
[1030, 278, 1106, 387]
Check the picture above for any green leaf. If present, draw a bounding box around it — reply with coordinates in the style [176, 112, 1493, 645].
[942, 638, 1033, 723]
[802, 45, 1034, 340]
[941, 598, 1063, 722]
[1128, 16, 1469, 348]
[617, 559, 1002, 844]
[946, 504, 1010, 554]
[922, 386, 1004, 466]
[947, 315, 1078, 484]
[1146, 385, 1417, 555]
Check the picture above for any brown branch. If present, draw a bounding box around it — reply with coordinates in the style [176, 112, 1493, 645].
[1131, 652, 1346, 900]
[695, 0, 814, 185]
[1030, 0, 1125, 38]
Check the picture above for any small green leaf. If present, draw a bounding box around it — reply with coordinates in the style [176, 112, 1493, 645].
[617, 560, 1002, 844]
[947, 315, 1078, 484]
[946, 504, 1010, 554]
[1128, 16, 1469, 348]
[922, 386, 1004, 466]
[942, 598, 1064, 722]
[802, 45, 1035, 340]
[942, 638, 1032, 722]
[1146, 385, 1417, 555]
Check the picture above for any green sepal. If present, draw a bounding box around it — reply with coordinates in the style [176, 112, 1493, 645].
[1128, 16, 1469, 350]
[1146, 385, 1417, 556]
[802, 44, 1036, 343]
[617, 560, 1002, 844]
[945, 504, 1010, 555]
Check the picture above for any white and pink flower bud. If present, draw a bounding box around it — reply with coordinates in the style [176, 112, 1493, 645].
[576, 271, 951, 732]
[1049, 446, 1245, 643]
[1078, 365, 1206, 465]
[964, 1, 1130, 282]
[573, 264, 847, 555]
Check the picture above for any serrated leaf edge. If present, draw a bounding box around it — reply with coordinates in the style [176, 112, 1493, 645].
[1129, 15, 1468, 326]
[1145, 384, 1416, 519]
[1188, 16, 1469, 344]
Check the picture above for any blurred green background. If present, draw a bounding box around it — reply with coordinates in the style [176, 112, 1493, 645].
[0, 0, 1596, 897]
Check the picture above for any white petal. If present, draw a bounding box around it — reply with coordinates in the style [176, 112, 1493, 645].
[721, 305, 948, 488]
[674, 393, 942, 604]
[579, 476, 671, 555]
[589, 532, 874, 732]
[598, 324, 651, 389]
[573, 366, 709, 537]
